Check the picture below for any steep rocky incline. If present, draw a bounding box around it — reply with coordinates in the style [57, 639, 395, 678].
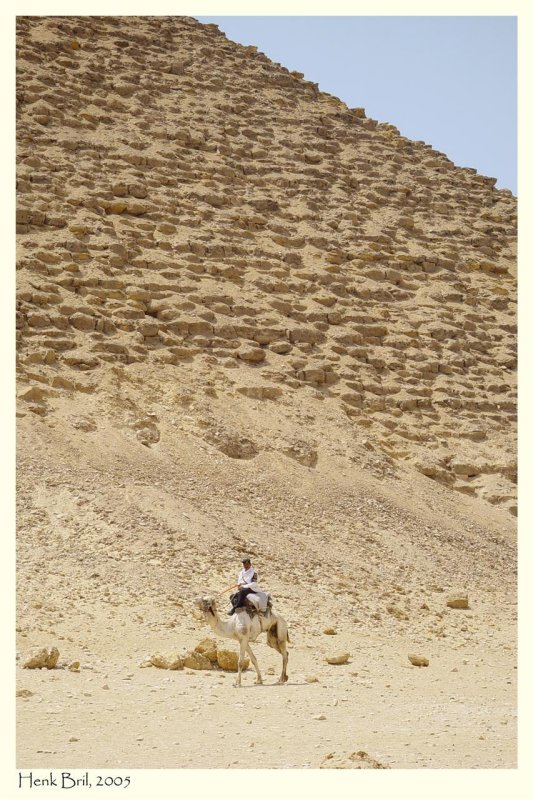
[16, 15, 516, 515]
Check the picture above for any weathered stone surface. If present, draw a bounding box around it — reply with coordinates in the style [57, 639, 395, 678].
[216, 649, 250, 671]
[447, 594, 470, 610]
[18, 386, 49, 403]
[206, 429, 258, 459]
[51, 376, 76, 391]
[138, 320, 160, 337]
[194, 638, 218, 663]
[183, 651, 211, 670]
[236, 385, 282, 400]
[26, 312, 49, 328]
[270, 341, 292, 354]
[70, 313, 96, 331]
[135, 426, 160, 447]
[450, 461, 481, 477]
[326, 652, 350, 665]
[149, 653, 185, 670]
[408, 654, 430, 667]
[237, 347, 266, 363]
[15, 13, 516, 519]
[283, 441, 318, 467]
[23, 647, 60, 669]
[35, 251, 61, 265]
[386, 605, 409, 621]
[105, 201, 128, 214]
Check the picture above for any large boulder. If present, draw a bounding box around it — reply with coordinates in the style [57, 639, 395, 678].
[216, 649, 250, 671]
[183, 651, 212, 670]
[149, 653, 184, 670]
[194, 638, 218, 663]
[23, 647, 60, 669]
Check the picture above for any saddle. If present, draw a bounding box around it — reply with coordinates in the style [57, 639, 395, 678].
[244, 593, 273, 615]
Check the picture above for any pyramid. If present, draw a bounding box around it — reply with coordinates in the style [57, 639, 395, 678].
[16, 16, 516, 515]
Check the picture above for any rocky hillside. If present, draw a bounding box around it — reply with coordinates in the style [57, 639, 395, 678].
[16, 16, 516, 516]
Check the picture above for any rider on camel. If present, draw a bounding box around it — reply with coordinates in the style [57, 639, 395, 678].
[228, 557, 261, 615]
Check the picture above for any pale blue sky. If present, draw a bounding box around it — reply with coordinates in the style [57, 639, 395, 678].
[197, 16, 517, 194]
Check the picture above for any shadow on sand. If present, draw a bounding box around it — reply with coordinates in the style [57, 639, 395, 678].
[235, 681, 307, 688]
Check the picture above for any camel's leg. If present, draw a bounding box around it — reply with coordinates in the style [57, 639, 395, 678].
[234, 639, 247, 688]
[277, 639, 289, 684]
[246, 644, 263, 685]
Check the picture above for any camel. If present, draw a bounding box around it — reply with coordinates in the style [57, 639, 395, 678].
[192, 595, 289, 687]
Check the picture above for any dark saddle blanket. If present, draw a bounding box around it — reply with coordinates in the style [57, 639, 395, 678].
[245, 594, 273, 615]
[231, 591, 273, 615]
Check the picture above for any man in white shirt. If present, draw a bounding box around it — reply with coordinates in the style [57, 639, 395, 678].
[228, 558, 258, 615]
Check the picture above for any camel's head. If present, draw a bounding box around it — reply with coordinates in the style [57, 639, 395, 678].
[192, 596, 217, 620]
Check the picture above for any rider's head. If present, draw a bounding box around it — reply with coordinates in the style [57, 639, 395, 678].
[242, 557, 251, 567]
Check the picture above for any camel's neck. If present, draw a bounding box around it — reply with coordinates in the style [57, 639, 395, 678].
[205, 610, 235, 638]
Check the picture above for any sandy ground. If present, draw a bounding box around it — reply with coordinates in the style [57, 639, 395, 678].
[17, 623, 516, 770]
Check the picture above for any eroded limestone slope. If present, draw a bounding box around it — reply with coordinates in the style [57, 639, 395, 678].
[16, 15, 517, 514]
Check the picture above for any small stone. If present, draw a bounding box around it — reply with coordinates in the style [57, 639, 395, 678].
[326, 653, 350, 665]
[305, 676, 319, 683]
[68, 661, 80, 672]
[408, 654, 429, 667]
[314, 714, 327, 720]
[386, 604, 409, 621]
[323, 627, 337, 635]
[447, 594, 470, 609]
[16, 689, 34, 698]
